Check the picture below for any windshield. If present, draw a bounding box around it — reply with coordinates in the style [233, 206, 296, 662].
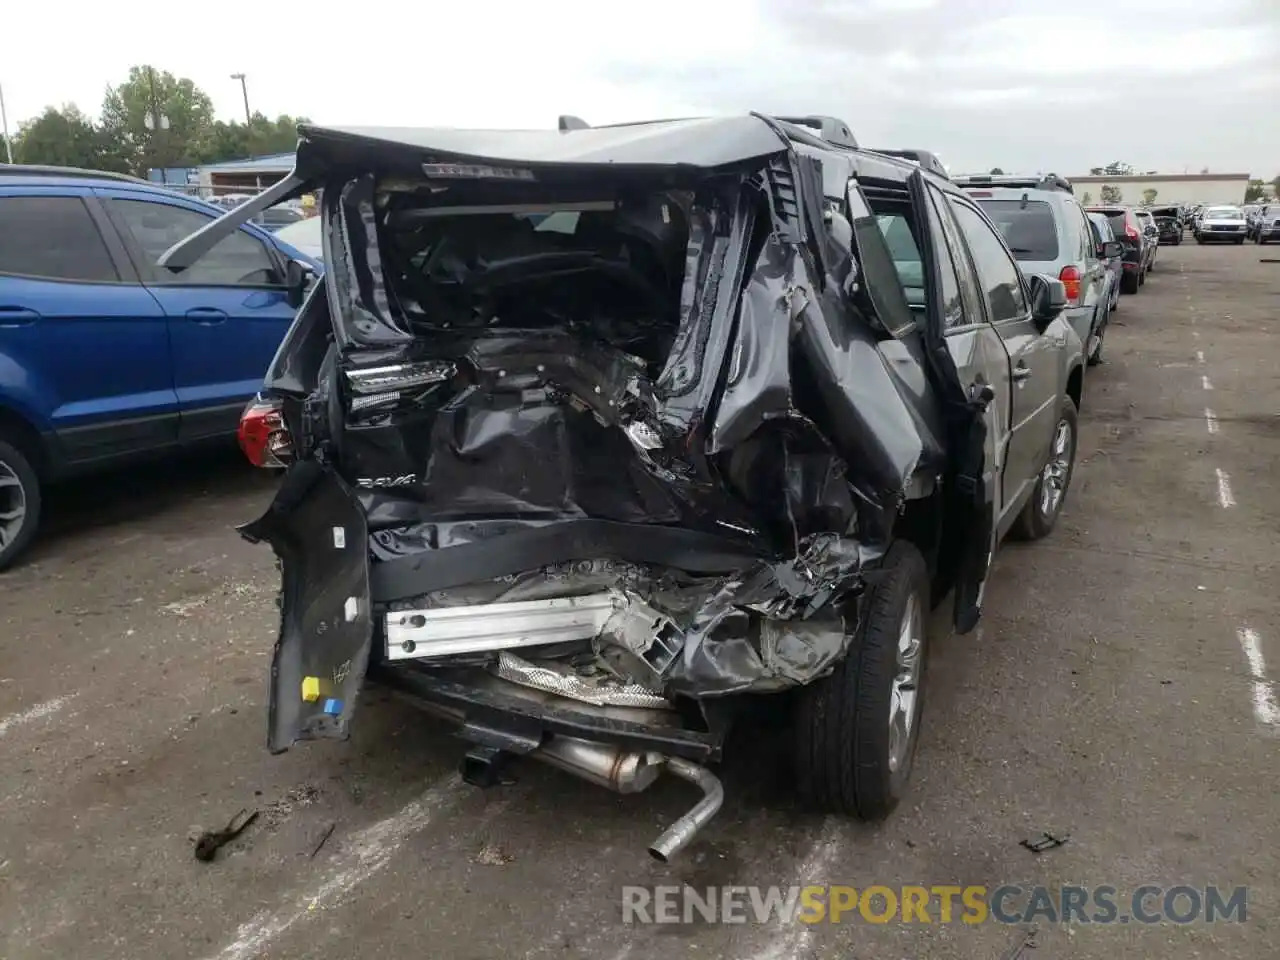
[972, 199, 1059, 260]
[1205, 207, 1243, 219]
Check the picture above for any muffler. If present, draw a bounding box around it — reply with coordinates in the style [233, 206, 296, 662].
[530, 736, 723, 862]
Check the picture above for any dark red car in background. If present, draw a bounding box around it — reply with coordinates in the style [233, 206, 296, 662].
[1086, 205, 1146, 294]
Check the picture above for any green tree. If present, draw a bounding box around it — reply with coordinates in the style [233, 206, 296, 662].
[101, 66, 215, 173]
[10, 104, 132, 174]
[1089, 167, 1104, 176]
[196, 113, 306, 163]
[989, 167, 1005, 175]
[1244, 179, 1265, 202]
[1081, 190, 1093, 205]
[1142, 188, 1158, 205]
[1100, 185, 1123, 204]
[12, 105, 100, 167]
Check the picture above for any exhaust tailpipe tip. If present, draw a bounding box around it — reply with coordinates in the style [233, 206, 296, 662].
[647, 756, 724, 863]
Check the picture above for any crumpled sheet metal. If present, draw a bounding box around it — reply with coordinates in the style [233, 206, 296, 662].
[327, 157, 948, 698]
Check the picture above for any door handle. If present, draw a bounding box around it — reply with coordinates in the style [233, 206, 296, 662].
[1012, 364, 1032, 382]
[0, 306, 40, 326]
[185, 308, 229, 325]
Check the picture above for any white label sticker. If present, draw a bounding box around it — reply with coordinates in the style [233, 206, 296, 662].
[344, 596, 359, 622]
[333, 526, 346, 549]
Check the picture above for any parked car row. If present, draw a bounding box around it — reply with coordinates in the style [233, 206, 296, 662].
[1246, 202, 1280, 244]
[0, 163, 320, 568]
[1193, 205, 1250, 244]
[145, 118, 1103, 861]
[0, 120, 1208, 860]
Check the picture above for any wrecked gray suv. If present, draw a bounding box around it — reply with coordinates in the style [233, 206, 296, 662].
[162, 115, 1085, 861]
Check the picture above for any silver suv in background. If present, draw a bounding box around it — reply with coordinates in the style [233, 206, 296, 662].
[954, 174, 1120, 366]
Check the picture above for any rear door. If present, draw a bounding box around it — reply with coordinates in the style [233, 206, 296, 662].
[945, 195, 1059, 525]
[0, 188, 176, 465]
[101, 189, 295, 442]
[911, 176, 1009, 629]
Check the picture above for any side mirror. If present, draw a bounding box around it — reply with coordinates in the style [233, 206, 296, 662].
[285, 259, 316, 309]
[1028, 274, 1067, 327]
[1100, 240, 1124, 259]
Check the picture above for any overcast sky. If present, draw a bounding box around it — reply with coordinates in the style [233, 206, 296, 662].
[4, 0, 1277, 176]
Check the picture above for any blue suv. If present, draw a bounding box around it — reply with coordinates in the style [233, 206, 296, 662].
[0, 165, 320, 569]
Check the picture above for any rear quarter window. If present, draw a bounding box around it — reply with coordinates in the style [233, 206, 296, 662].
[0, 196, 120, 282]
[971, 199, 1059, 261]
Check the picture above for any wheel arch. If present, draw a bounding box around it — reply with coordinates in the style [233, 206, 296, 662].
[0, 403, 49, 477]
[1066, 362, 1084, 414]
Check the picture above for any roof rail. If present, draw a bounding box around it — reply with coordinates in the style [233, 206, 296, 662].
[866, 148, 949, 180]
[0, 163, 153, 186]
[953, 172, 1074, 195]
[774, 115, 858, 149]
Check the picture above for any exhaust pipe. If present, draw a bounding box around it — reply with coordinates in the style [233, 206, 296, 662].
[533, 735, 664, 794]
[530, 736, 723, 862]
[647, 756, 724, 863]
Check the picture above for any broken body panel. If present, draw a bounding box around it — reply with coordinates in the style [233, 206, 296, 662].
[167, 120, 998, 763]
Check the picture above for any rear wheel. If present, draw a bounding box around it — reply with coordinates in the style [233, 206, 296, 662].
[1235, 237, 1245, 245]
[1011, 397, 1078, 541]
[1121, 270, 1139, 294]
[794, 540, 930, 820]
[0, 437, 41, 572]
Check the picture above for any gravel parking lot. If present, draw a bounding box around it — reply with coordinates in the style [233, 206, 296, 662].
[2, 243, 1277, 960]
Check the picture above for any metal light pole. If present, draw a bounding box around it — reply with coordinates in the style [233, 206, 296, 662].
[0, 81, 13, 164]
[230, 73, 251, 126]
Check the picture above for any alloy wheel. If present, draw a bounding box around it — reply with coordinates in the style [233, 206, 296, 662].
[1039, 418, 1073, 518]
[0, 459, 27, 550]
[887, 594, 924, 774]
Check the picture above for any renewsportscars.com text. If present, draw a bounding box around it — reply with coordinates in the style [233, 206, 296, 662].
[621, 884, 1248, 926]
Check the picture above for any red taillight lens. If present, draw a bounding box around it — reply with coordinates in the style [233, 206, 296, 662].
[238, 396, 293, 468]
[1125, 223, 1140, 240]
[1058, 265, 1081, 306]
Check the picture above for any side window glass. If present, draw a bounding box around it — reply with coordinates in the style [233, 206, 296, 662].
[947, 199, 1029, 324]
[874, 213, 925, 308]
[112, 199, 279, 286]
[927, 186, 984, 328]
[917, 197, 963, 328]
[0, 196, 119, 282]
[1067, 203, 1089, 260]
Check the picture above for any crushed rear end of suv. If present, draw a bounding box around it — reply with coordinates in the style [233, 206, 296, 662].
[161, 117, 1080, 860]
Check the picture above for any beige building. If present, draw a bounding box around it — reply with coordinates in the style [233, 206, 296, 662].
[1066, 173, 1250, 207]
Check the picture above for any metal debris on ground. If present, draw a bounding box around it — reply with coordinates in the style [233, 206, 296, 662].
[999, 926, 1038, 959]
[310, 821, 337, 858]
[193, 808, 259, 862]
[1019, 832, 1070, 854]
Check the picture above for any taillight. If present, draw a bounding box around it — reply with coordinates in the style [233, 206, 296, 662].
[238, 395, 293, 468]
[1125, 222, 1140, 240]
[1059, 265, 1081, 306]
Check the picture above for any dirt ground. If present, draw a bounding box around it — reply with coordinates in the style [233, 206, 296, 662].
[2, 242, 1278, 960]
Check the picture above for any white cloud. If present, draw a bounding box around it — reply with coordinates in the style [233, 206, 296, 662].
[2, 0, 1277, 176]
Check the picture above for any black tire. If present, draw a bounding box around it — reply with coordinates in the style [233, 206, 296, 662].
[1196, 237, 1205, 245]
[1138, 267, 1146, 286]
[0, 437, 42, 572]
[1121, 271, 1139, 294]
[794, 540, 930, 820]
[1235, 237, 1245, 245]
[1011, 396, 1078, 541]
